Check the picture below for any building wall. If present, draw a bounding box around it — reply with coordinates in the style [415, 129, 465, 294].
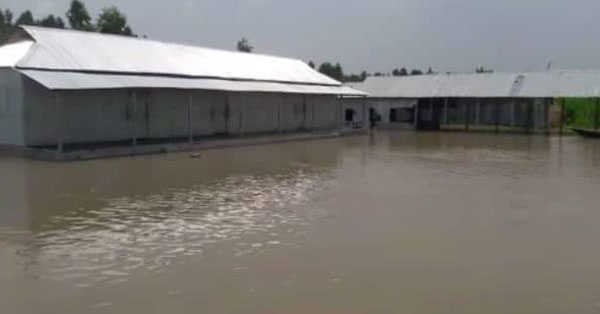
[367, 98, 417, 129]
[0, 68, 25, 146]
[447, 98, 550, 129]
[340, 97, 368, 130]
[21, 81, 342, 147]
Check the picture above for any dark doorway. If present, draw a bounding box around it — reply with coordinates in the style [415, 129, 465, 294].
[416, 98, 443, 130]
[345, 108, 355, 122]
[369, 108, 381, 128]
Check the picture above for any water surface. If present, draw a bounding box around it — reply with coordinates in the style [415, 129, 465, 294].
[2, 132, 600, 314]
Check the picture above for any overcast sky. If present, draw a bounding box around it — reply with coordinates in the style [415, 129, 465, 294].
[3, 0, 600, 74]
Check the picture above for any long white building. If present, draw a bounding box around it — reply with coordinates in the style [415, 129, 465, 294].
[0, 26, 365, 160]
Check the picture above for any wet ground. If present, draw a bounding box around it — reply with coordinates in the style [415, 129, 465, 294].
[1, 132, 600, 314]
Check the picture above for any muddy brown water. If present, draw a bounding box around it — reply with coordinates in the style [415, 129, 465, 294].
[2, 132, 600, 314]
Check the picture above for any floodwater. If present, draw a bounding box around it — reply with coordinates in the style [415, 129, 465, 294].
[1, 132, 600, 314]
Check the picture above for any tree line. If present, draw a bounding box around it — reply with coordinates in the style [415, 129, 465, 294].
[310, 61, 495, 83]
[0, 0, 135, 43]
[308, 62, 440, 83]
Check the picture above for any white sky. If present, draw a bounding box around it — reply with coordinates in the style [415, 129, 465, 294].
[3, 0, 600, 74]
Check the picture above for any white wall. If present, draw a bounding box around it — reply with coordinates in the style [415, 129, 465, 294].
[0, 68, 25, 145]
[369, 98, 417, 125]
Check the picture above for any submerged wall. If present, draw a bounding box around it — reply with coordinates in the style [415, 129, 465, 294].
[446, 98, 550, 129]
[0, 68, 25, 145]
[21, 79, 343, 147]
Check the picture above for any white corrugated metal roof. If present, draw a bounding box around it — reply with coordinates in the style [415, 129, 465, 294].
[357, 71, 600, 98]
[20, 70, 363, 95]
[0, 41, 34, 67]
[0, 26, 365, 95]
[520, 71, 600, 97]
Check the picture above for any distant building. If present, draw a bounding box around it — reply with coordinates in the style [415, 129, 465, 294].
[348, 71, 600, 132]
[0, 26, 365, 160]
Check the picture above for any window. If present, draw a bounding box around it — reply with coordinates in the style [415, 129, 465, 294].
[389, 107, 414, 123]
[345, 108, 355, 122]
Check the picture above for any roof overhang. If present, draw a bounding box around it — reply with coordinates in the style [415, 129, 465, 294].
[19, 69, 367, 96]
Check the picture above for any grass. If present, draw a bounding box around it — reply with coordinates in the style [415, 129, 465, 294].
[563, 98, 600, 129]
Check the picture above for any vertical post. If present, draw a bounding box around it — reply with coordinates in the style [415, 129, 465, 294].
[132, 90, 137, 150]
[494, 100, 500, 134]
[239, 100, 244, 137]
[559, 98, 565, 136]
[302, 95, 307, 130]
[429, 98, 434, 129]
[277, 100, 282, 134]
[414, 102, 419, 130]
[312, 97, 316, 131]
[338, 99, 343, 132]
[510, 98, 516, 129]
[443, 98, 449, 126]
[363, 97, 368, 130]
[464, 101, 470, 132]
[527, 99, 533, 134]
[594, 98, 599, 130]
[545, 98, 551, 136]
[188, 93, 193, 144]
[55, 92, 63, 154]
[475, 98, 481, 126]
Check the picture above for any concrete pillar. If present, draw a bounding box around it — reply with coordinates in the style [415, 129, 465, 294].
[311, 97, 316, 131]
[464, 101, 469, 132]
[414, 102, 419, 130]
[131, 91, 137, 150]
[302, 95, 307, 130]
[443, 98, 449, 125]
[430, 98, 434, 124]
[363, 97, 368, 130]
[338, 99, 343, 132]
[239, 99, 244, 137]
[277, 100, 282, 134]
[559, 98, 565, 136]
[475, 98, 481, 125]
[188, 93, 193, 144]
[494, 100, 500, 134]
[55, 92, 64, 153]
[510, 98, 516, 128]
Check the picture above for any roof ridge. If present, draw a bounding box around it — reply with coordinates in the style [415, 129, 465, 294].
[20, 25, 305, 64]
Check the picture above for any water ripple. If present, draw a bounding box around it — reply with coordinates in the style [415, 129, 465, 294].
[4, 169, 331, 287]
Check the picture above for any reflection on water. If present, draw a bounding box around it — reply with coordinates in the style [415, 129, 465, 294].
[2, 132, 600, 314]
[12, 170, 328, 286]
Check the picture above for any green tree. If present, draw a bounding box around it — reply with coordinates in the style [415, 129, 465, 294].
[360, 71, 368, 81]
[0, 9, 13, 43]
[236, 37, 253, 53]
[318, 62, 344, 82]
[97, 7, 134, 36]
[393, 68, 408, 76]
[410, 69, 423, 75]
[0, 9, 6, 41]
[66, 0, 93, 31]
[476, 66, 493, 74]
[426, 67, 435, 75]
[39, 15, 65, 28]
[4, 9, 13, 27]
[308, 60, 315, 69]
[15, 10, 35, 26]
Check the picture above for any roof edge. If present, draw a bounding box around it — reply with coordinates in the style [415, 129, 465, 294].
[15, 66, 343, 87]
